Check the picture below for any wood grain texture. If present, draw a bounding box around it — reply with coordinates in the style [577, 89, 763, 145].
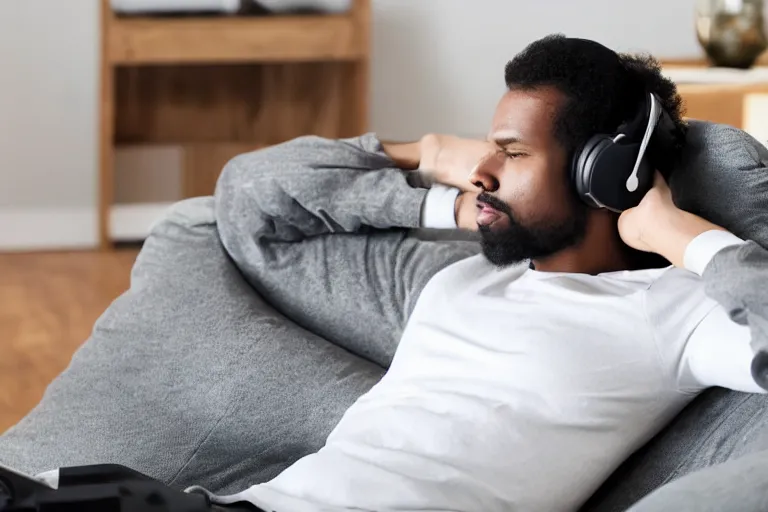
[100, 0, 371, 246]
[115, 62, 350, 145]
[678, 84, 748, 128]
[676, 83, 768, 128]
[182, 142, 262, 198]
[107, 14, 362, 65]
[661, 58, 768, 129]
[0, 250, 138, 433]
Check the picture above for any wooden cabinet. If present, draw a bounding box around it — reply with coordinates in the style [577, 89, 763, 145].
[99, 0, 370, 248]
[663, 62, 768, 131]
[676, 82, 768, 129]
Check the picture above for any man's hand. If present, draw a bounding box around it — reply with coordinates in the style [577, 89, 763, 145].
[384, 134, 492, 231]
[618, 171, 725, 268]
[419, 134, 494, 231]
[455, 191, 480, 231]
[419, 134, 495, 192]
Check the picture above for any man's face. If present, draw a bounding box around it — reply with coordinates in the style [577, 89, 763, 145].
[469, 86, 588, 267]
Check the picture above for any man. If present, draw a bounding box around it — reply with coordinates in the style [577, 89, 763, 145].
[200, 35, 764, 511]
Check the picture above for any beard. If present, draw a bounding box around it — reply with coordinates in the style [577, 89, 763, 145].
[477, 192, 588, 268]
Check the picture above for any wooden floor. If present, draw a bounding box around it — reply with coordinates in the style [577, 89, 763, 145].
[0, 249, 139, 433]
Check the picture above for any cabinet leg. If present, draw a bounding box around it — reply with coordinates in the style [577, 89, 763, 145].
[99, 0, 115, 250]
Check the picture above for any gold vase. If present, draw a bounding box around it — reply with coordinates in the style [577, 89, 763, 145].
[697, 0, 768, 68]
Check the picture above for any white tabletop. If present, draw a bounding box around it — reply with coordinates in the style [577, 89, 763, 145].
[663, 66, 768, 84]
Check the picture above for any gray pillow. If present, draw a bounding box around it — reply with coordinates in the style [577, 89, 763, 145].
[670, 119, 768, 247]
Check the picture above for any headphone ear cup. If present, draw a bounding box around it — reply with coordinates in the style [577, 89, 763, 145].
[589, 140, 652, 212]
[573, 135, 614, 208]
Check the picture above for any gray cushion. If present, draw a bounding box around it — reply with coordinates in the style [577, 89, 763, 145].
[626, 449, 768, 512]
[0, 198, 383, 494]
[670, 120, 768, 246]
[582, 389, 768, 511]
[582, 121, 768, 511]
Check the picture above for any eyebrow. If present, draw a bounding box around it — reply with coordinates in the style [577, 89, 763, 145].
[492, 136, 523, 148]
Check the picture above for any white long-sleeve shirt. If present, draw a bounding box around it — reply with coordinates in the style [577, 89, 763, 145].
[37, 187, 760, 511]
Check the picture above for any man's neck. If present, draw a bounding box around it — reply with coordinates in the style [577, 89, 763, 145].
[531, 212, 631, 275]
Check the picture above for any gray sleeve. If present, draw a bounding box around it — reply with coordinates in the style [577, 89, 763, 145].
[703, 241, 768, 374]
[215, 134, 479, 367]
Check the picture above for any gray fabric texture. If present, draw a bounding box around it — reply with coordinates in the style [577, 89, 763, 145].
[581, 388, 768, 511]
[671, 120, 768, 246]
[625, 450, 768, 512]
[1, 122, 768, 510]
[0, 197, 385, 494]
[214, 134, 479, 368]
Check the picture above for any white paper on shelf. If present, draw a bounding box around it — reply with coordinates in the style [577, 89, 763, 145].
[110, 0, 241, 13]
[110, 0, 353, 13]
[254, 0, 352, 13]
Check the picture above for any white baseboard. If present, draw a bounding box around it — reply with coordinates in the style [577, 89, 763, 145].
[0, 207, 98, 251]
[0, 202, 175, 251]
[110, 202, 175, 241]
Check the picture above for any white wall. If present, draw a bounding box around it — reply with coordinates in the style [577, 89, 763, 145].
[0, 2, 99, 209]
[0, 1, 99, 248]
[0, 0, 702, 248]
[371, 0, 701, 139]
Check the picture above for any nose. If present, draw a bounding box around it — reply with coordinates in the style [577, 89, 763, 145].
[468, 151, 501, 192]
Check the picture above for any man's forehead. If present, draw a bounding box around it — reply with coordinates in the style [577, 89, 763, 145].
[489, 88, 564, 143]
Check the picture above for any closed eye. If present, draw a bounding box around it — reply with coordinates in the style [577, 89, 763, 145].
[502, 150, 525, 159]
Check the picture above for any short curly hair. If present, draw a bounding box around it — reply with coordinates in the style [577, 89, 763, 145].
[504, 34, 687, 173]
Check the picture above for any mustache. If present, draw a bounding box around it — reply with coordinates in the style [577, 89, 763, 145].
[477, 192, 513, 217]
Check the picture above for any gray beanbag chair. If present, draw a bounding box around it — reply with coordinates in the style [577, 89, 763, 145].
[0, 197, 385, 493]
[1, 120, 767, 511]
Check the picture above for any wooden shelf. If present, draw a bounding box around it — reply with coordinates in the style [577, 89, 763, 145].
[661, 60, 768, 130]
[107, 14, 364, 65]
[99, 0, 370, 248]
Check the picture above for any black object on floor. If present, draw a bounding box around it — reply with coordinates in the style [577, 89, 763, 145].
[0, 463, 263, 512]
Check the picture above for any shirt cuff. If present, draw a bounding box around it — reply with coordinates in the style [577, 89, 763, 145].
[683, 230, 745, 276]
[421, 184, 460, 229]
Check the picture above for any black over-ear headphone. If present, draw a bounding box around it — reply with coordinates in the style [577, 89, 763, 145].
[572, 92, 678, 212]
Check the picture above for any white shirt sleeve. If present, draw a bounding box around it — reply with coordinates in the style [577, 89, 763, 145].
[682, 229, 745, 277]
[420, 184, 460, 229]
[676, 230, 764, 393]
[681, 305, 762, 393]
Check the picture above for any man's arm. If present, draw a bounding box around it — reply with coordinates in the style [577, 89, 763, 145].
[380, 140, 421, 170]
[620, 172, 767, 392]
[215, 134, 479, 367]
[702, 241, 768, 389]
[676, 232, 765, 393]
[216, 135, 428, 243]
